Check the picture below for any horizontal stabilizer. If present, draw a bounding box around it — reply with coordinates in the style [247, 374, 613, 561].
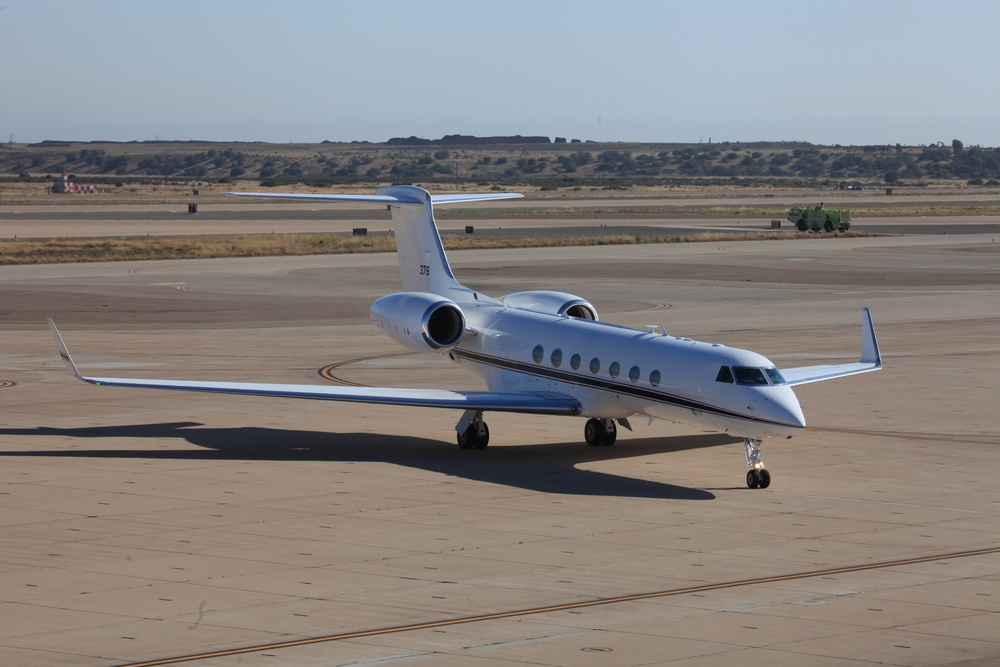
[780, 308, 882, 386]
[224, 191, 523, 206]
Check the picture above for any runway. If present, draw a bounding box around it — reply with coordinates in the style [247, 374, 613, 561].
[1, 208, 999, 665]
[115, 546, 1000, 667]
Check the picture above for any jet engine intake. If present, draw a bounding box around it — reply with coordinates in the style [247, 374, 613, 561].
[500, 290, 598, 321]
[370, 292, 466, 352]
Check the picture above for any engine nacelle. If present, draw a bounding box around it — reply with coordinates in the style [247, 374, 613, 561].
[370, 292, 466, 352]
[500, 290, 599, 321]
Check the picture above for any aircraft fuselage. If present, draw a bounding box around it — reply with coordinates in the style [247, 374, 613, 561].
[449, 297, 806, 441]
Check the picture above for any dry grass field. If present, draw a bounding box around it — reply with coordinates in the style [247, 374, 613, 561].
[0, 230, 882, 265]
[2, 180, 995, 264]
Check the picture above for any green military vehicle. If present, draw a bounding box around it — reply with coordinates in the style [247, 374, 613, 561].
[788, 205, 851, 232]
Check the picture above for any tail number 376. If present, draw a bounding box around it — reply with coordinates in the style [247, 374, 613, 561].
[419, 265, 431, 276]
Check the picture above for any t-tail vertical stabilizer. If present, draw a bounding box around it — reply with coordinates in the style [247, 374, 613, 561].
[378, 185, 462, 296]
[224, 186, 522, 299]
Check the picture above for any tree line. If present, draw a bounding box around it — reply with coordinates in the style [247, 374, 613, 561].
[2, 140, 998, 187]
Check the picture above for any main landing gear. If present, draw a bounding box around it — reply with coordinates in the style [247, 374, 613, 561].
[744, 438, 771, 489]
[457, 410, 489, 449]
[456, 413, 629, 450]
[584, 418, 618, 447]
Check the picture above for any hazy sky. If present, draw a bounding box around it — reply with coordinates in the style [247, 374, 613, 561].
[2, 0, 997, 146]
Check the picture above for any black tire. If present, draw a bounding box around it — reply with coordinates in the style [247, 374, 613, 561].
[824, 219, 834, 233]
[602, 421, 618, 447]
[457, 426, 476, 449]
[746, 469, 760, 489]
[796, 219, 808, 232]
[584, 418, 604, 446]
[757, 468, 771, 488]
[458, 423, 488, 449]
[473, 422, 490, 449]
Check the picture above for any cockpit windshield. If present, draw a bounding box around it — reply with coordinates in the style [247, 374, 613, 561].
[721, 366, 788, 386]
[733, 367, 769, 385]
[764, 367, 787, 385]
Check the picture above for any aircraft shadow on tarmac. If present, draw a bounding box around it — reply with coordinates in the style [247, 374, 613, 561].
[0, 422, 733, 500]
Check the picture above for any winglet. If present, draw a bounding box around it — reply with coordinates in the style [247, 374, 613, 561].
[778, 308, 883, 386]
[47, 318, 88, 383]
[859, 307, 882, 368]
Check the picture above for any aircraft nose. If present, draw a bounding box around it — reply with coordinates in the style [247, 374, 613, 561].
[774, 389, 806, 428]
[767, 389, 806, 429]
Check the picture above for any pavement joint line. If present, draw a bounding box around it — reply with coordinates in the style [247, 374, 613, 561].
[114, 545, 1000, 667]
[767, 491, 995, 515]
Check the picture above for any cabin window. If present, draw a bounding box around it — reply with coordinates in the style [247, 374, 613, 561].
[551, 348, 563, 368]
[532, 345, 544, 364]
[570, 353, 582, 371]
[716, 366, 734, 383]
[590, 357, 601, 374]
[764, 367, 787, 385]
[649, 370, 661, 387]
[609, 361, 621, 378]
[629, 365, 640, 382]
[733, 366, 769, 386]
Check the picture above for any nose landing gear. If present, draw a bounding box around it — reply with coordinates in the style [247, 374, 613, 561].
[746, 466, 771, 489]
[744, 438, 771, 489]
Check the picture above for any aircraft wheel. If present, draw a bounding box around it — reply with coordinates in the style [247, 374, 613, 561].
[757, 468, 771, 488]
[746, 469, 760, 489]
[584, 418, 604, 446]
[603, 420, 617, 446]
[457, 427, 476, 449]
[458, 422, 489, 450]
[473, 422, 490, 449]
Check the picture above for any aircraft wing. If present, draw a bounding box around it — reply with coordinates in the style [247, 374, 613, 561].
[48, 320, 579, 415]
[779, 308, 883, 386]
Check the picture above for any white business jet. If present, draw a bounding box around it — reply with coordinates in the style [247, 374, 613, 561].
[50, 185, 882, 488]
